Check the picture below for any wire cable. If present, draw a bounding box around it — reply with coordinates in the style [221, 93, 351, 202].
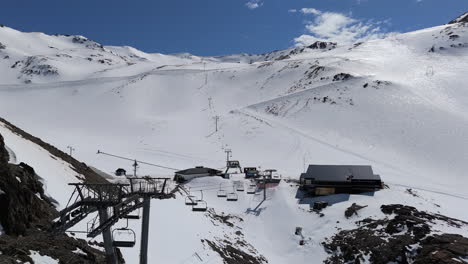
[97, 150, 180, 171]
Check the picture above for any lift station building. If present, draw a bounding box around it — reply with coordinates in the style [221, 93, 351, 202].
[300, 164, 383, 196]
[174, 166, 222, 183]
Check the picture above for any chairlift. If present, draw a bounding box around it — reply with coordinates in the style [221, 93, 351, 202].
[112, 228, 136, 247]
[247, 184, 256, 194]
[124, 214, 140, 220]
[185, 195, 198, 206]
[123, 208, 140, 220]
[227, 186, 238, 201]
[217, 184, 227, 198]
[227, 192, 238, 201]
[184, 188, 198, 206]
[192, 200, 208, 212]
[236, 183, 244, 192]
[192, 190, 207, 212]
[112, 218, 136, 248]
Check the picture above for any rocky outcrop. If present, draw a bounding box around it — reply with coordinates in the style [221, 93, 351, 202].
[0, 132, 109, 263]
[203, 238, 268, 264]
[448, 12, 468, 24]
[72, 35, 104, 49]
[0, 231, 107, 263]
[0, 134, 56, 236]
[332, 73, 353, 81]
[307, 41, 337, 50]
[323, 204, 468, 264]
[415, 234, 468, 264]
[10, 56, 59, 77]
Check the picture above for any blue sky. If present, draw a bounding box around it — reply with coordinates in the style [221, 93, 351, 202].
[1, 0, 467, 56]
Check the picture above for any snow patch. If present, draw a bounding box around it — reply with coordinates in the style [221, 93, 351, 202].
[29, 250, 59, 264]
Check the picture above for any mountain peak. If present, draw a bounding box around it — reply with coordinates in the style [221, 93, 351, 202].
[448, 11, 468, 24]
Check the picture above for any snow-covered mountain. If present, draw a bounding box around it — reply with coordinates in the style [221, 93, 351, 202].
[1, 12, 468, 264]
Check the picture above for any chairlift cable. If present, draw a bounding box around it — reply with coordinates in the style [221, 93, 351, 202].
[97, 150, 180, 171]
[188, 182, 237, 189]
[189, 185, 236, 192]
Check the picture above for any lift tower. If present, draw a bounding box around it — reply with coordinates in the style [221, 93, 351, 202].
[53, 178, 174, 264]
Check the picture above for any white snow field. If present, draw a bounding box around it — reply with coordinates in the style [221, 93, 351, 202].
[0, 18, 468, 263]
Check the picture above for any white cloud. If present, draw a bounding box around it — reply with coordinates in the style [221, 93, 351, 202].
[246, 0, 262, 10]
[300, 8, 321, 15]
[293, 8, 392, 46]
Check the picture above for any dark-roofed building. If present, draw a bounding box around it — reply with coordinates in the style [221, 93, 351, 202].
[174, 166, 222, 183]
[299, 165, 383, 196]
[115, 168, 126, 176]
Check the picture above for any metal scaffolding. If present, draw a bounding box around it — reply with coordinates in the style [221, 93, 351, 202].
[53, 177, 174, 264]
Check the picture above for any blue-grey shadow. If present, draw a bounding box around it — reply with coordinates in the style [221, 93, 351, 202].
[245, 199, 267, 216]
[295, 187, 373, 207]
[295, 187, 377, 208]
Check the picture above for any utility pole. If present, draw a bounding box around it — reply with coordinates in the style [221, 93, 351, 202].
[263, 173, 266, 201]
[67, 146, 75, 157]
[204, 61, 207, 85]
[214, 116, 219, 132]
[208, 97, 212, 109]
[133, 160, 138, 177]
[225, 149, 231, 163]
[140, 196, 151, 264]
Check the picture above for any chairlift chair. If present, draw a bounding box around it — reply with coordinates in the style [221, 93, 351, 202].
[185, 188, 198, 206]
[192, 190, 207, 212]
[185, 195, 198, 206]
[112, 228, 136, 248]
[217, 190, 227, 197]
[123, 208, 140, 220]
[227, 192, 238, 201]
[124, 214, 140, 220]
[217, 184, 227, 197]
[192, 200, 207, 212]
[236, 183, 245, 192]
[247, 184, 256, 194]
[227, 186, 238, 201]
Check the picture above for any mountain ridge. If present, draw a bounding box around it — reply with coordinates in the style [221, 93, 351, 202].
[0, 13, 468, 264]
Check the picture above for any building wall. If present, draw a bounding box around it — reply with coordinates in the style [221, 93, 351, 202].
[175, 173, 211, 182]
[315, 187, 335, 196]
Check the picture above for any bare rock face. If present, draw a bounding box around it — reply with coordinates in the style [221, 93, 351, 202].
[0, 133, 57, 236]
[203, 238, 268, 264]
[71, 35, 104, 49]
[323, 204, 468, 264]
[0, 132, 109, 263]
[0, 231, 108, 263]
[415, 234, 468, 264]
[448, 12, 468, 24]
[18, 56, 59, 77]
[332, 73, 353, 81]
[307, 41, 337, 50]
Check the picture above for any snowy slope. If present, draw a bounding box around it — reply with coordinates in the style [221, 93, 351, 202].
[0, 15, 468, 264]
[0, 122, 82, 209]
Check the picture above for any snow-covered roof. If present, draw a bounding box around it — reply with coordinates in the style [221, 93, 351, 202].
[175, 167, 221, 175]
[301, 165, 380, 182]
